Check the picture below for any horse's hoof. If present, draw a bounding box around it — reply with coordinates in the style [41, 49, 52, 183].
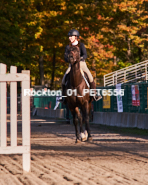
[80, 131, 88, 142]
[75, 139, 81, 143]
[87, 137, 93, 142]
[81, 137, 87, 142]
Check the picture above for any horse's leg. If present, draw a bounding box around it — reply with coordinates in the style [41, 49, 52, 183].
[82, 101, 92, 141]
[89, 101, 93, 122]
[75, 107, 87, 142]
[70, 108, 81, 143]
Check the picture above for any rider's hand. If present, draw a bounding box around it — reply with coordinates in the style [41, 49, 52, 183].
[80, 57, 84, 62]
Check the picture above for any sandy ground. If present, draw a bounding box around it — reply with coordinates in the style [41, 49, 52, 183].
[0, 115, 148, 185]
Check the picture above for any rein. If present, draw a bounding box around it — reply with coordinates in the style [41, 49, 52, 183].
[68, 45, 85, 89]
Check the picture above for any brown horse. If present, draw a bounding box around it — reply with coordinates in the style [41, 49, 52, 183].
[64, 45, 93, 143]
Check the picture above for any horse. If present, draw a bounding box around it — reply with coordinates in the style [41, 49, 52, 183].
[64, 45, 93, 143]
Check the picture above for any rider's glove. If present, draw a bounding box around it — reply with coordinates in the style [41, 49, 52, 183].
[80, 57, 84, 62]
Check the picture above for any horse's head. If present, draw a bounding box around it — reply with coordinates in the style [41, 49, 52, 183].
[68, 46, 80, 65]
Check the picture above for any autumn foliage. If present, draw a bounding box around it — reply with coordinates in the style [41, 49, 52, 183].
[0, 0, 148, 87]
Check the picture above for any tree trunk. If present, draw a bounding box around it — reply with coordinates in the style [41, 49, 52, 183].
[127, 37, 131, 58]
[138, 47, 142, 61]
[50, 50, 56, 89]
[39, 56, 44, 86]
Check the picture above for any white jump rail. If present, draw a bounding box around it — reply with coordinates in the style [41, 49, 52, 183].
[104, 60, 148, 86]
[0, 63, 30, 172]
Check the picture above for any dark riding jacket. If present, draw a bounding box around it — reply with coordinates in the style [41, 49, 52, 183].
[64, 42, 87, 63]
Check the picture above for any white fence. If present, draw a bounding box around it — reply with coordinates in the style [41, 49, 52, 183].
[104, 60, 148, 86]
[0, 63, 30, 172]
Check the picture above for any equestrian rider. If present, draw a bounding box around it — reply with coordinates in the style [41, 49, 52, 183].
[61, 29, 101, 102]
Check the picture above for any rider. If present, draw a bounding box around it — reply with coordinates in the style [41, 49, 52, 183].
[61, 29, 101, 102]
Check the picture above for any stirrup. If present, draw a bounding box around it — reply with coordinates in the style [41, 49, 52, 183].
[58, 96, 67, 104]
[94, 94, 102, 101]
[58, 96, 64, 102]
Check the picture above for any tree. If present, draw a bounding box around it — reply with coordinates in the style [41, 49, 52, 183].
[1, 0, 148, 88]
[0, 0, 39, 70]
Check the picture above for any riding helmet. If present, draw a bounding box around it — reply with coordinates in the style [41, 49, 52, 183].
[68, 29, 80, 37]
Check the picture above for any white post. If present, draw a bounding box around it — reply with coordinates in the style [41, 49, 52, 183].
[116, 71, 117, 85]
[22, 70, 30, 172]
[0, 64, 7, 147]
[124, 70, 126, 83]
[10, 66, 17, 147]
[113, 74, 114, 86]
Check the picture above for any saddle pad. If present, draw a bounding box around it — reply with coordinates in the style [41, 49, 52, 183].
[65, 69, 90, 88]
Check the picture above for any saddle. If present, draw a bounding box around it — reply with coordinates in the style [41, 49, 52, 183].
[65, 69, 90, 88]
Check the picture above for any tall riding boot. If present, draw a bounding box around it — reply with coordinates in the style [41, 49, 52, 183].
[90, 81, 102, 101]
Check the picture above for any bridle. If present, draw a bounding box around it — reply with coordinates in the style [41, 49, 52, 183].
[68, 46, 80, 64]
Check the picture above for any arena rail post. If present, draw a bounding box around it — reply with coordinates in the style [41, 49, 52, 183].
[22, 70, 30, 172]
[10, 66, 17, 147]
[0, 63, 30, 173]
[0, 63, 7, 147]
